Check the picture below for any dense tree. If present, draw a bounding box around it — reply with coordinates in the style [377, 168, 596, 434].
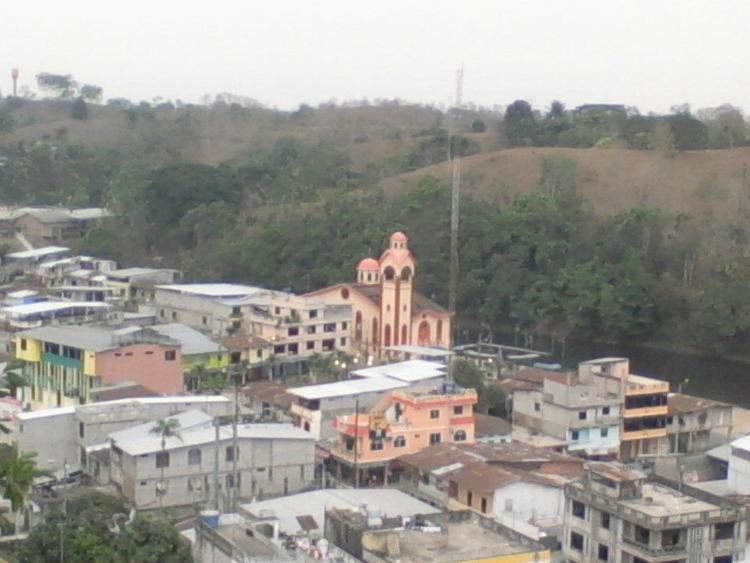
[35, 73, 78, 98]
[504, 100, 537, 146]
[80, 84, 103, 102]
[71, 97, 88, 120]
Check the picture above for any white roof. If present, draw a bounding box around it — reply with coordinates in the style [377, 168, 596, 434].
[3, 301, 112, 318]
[384, 345, 453, 358]
[288, 377, 407, 400]
[108, 409, 214, 444]
[6, 290, 38, 299]
[149, 323, 226, 355]
[17, 395, 230, 421]
[114, 422, 311, 456]
[730, 434, 750, 453]
[351, 360, 446, 383]
[155, 283, 264, 298]
[38, 257, 76, 269]
[7, 246, 69, 260]
[242, 489, 439, 536]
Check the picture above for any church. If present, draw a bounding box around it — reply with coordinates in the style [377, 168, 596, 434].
[306, 232, 451, 356]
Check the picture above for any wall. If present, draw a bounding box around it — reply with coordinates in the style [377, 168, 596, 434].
[14, 336, 41, 362]
[17, 409, 78, 473]
[492, 482, 563, 528]
[183, 351, 230, 371]
[96, 343, 183, 394]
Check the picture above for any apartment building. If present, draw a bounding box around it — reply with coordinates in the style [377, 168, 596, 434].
[328, 384, 477, 486]
[289, 360, 447, 439]
[563, 462, 747, 563]
[15, 325, 183, 408]
[154, 283, 352, 376]
[15, 395, 232, 474]
[512, 370, 622, 460]
[108, 413, 315, 509]
[104, 267, 181, 304]
[148, 323, 229, 373]
[667, 393, 734, 455]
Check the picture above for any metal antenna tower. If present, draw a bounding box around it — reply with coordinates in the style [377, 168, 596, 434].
[448, 66, 463, 318]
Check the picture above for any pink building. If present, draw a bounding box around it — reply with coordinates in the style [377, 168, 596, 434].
[306, 232, 451, 357]
[327, 386, 478, 485]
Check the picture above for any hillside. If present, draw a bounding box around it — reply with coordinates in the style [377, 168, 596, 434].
[381, 146, 750, 219]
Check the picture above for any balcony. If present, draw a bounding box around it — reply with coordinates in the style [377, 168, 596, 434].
[624, 405, 669, 419]
[622, 428, 668, 441]
[622, 536, 686, 557]
[568, 414, 621, 429]
[42, 352, 81, 370]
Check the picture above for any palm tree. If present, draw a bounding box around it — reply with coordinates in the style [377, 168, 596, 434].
[149, 419, 181, 511]
[0, 445, 48, 532]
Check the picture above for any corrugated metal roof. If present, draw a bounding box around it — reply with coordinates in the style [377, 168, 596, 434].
[155, 283, 264, 298]
[18, 324, 118, 351]
[288, 377, 407, 400]
[150, 323, 226, 356]
[6, 246, 70, 259]
[351, 360, 446, 383]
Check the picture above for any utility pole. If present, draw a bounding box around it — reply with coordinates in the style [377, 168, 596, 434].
[353, 398, 360, 489]
[448, 66, 464, 318]
[11, 68, 18, 98]
[213, 417, 220, 511]
[231, 375, 239, 512]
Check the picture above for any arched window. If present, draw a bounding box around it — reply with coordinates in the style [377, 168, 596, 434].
[437, 320, 443, 342]
[394, 436, 406, 448]
[454, 430, 467, 442]
[355, 311, 363, 342]
[384, 324, 391, 347]
[401, 324, 407, 345]
[418, 321, 430, 346]
[340, 288, 350, 299]
[188, 449, 202, 465]
[372, 318, 378, 345]
[384, 266, 395, 281]
[401, 267, 412, 281]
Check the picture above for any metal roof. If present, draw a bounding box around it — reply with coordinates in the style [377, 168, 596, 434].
[384, 345, 453, 357]
[351, 360, 446, 383]
[4, 301, 111, 318]
[155, 283, 265, 298]
[241, 489, 439, 536]
[149, 323, 226, 356]
[19, 324, 122, 352]
[6, 246, 70, 260]
[288, 377, 407, 400]
[108, 409, 214, 444]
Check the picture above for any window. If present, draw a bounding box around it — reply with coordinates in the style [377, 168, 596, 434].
[571, 430, 580, 441]
[597, 544, 608, 561]
[601, 427, 609, 438]
[430, 409, 440, 419]
[155, 452, 170, 468]
[273, 345, 285, 354]
[570, 531, 584, 551]
[226, 473, 240, 489]
[159, 309, 165, 318]
[394, 436, 406, 448]
[306, 341, 315, 350]
[480, 497, 488, 513]
[171, 311, 177, 320]
[340, 337, 346, 346]
[303, 421, 310, 431]
[600, 511, 610, 529]
[342, 322, 348, 330]
[324, 323, 336, 333]
[79, 422, 84, 438]
[370, 441, 383, 451]
[232, 306, 240, 316]
[534, 402, 541, 412]
[345, 437, 355, 451]
[571, 500, 586, 519]
[288, 343, 298, 354]
[340, 288, 350, 299]
[188, 449, 202, 465]
[713, 558, 732, 563]
[226, 446, 237, 462]
[202, 316, 207, 325]
[578, 411, 587, 420]
[306, 325, 316, 334]
[453, 405, 463, 415]
[467, 491, 473, 506]
[715, 522, 735, 540]
[164, 350, 176, 361]
[454, 430, 467, 442]
[275, 307, 280, 315]
[602, 406, 610, 415]
[288, 327, 299, 336]
[145, 350, 154, 355]
[20, 339, 27, 351]
[635, 525, 650, 545]
[429, 432, 441, 445]
[322, 339, 335, 351]
[309, 310, 318, 319]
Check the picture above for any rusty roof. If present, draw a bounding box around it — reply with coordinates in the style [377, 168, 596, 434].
[587, 462, 646, 482]
[446, 462, 519, 493]
[474, 414, 512, 437]
[244, 381, 294, 409]
[221, 334, 271, 351]
[668, 393, 728, 414]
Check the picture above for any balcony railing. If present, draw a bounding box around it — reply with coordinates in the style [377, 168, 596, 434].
[621, 536, 686, 556]
[621, 428, 668, 441]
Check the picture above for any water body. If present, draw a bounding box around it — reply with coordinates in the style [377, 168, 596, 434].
[557, 339, 750, 408]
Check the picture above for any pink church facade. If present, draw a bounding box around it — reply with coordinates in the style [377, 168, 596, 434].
[306, 232, 451, 356]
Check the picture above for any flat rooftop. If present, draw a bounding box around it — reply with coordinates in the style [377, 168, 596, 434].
[155, 283, 264, 298]
[351, 360, 446, 383]
[619, 482, 718, 517]
[397, 520, 541, 562]
[6, 246, 69, 259]
[288, 377, 407, 400]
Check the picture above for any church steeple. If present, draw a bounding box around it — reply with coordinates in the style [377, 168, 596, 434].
[379, 232, 415, 348]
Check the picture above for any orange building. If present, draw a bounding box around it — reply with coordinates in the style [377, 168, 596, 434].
[328, 385, 477, 486]
[306, 232, 451, 357]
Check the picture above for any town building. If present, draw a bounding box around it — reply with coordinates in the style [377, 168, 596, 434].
[289, 359, 447, 439]
[15, 395, 232, 474]
[305, 232, 451, 357]
[104, 267, 181, 305]
[0, 300, 114, 332]
[0, 207, 111, 244]
[667, 393, 734, 454]
[563, 462, 747, 562]
[108, 413, 315, 510]
[325, 507, 551, 562]
[474, 412, 512, 444]
[153, 283, 352, 376]
[327, 384, 477, 485]
[14, 324, 184, 408]
[148, 322, 229, 373]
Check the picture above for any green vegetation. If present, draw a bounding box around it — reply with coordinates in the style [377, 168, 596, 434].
[18, 492, 192, 562]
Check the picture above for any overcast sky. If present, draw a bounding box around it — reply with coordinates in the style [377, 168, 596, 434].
[2, 0, 748, 113]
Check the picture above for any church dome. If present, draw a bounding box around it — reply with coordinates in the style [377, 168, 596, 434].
[357, 258, 380, 271]
[391, 231, 408, 242]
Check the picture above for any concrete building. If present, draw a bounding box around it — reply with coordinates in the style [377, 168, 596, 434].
[15, 395, 232, 474]
[289, 360, 447, 440]
[15, 325, 184, 407]
[104, 267, 181, 305]
[305, 232, 452, 357]
[667, 393, 734, 454]
[149, 322, 229, 374]
[154, 283, 352, 376]
[1, 300, 114, 332]
[563, 462, 747, 562]
[0, 207, 111, 244]
[325, 507, 551, 562]
[109, 415, 315, 510]
[328, 385, 477, 485]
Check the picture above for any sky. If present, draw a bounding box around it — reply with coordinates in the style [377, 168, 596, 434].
[2, 0, 748, 113]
